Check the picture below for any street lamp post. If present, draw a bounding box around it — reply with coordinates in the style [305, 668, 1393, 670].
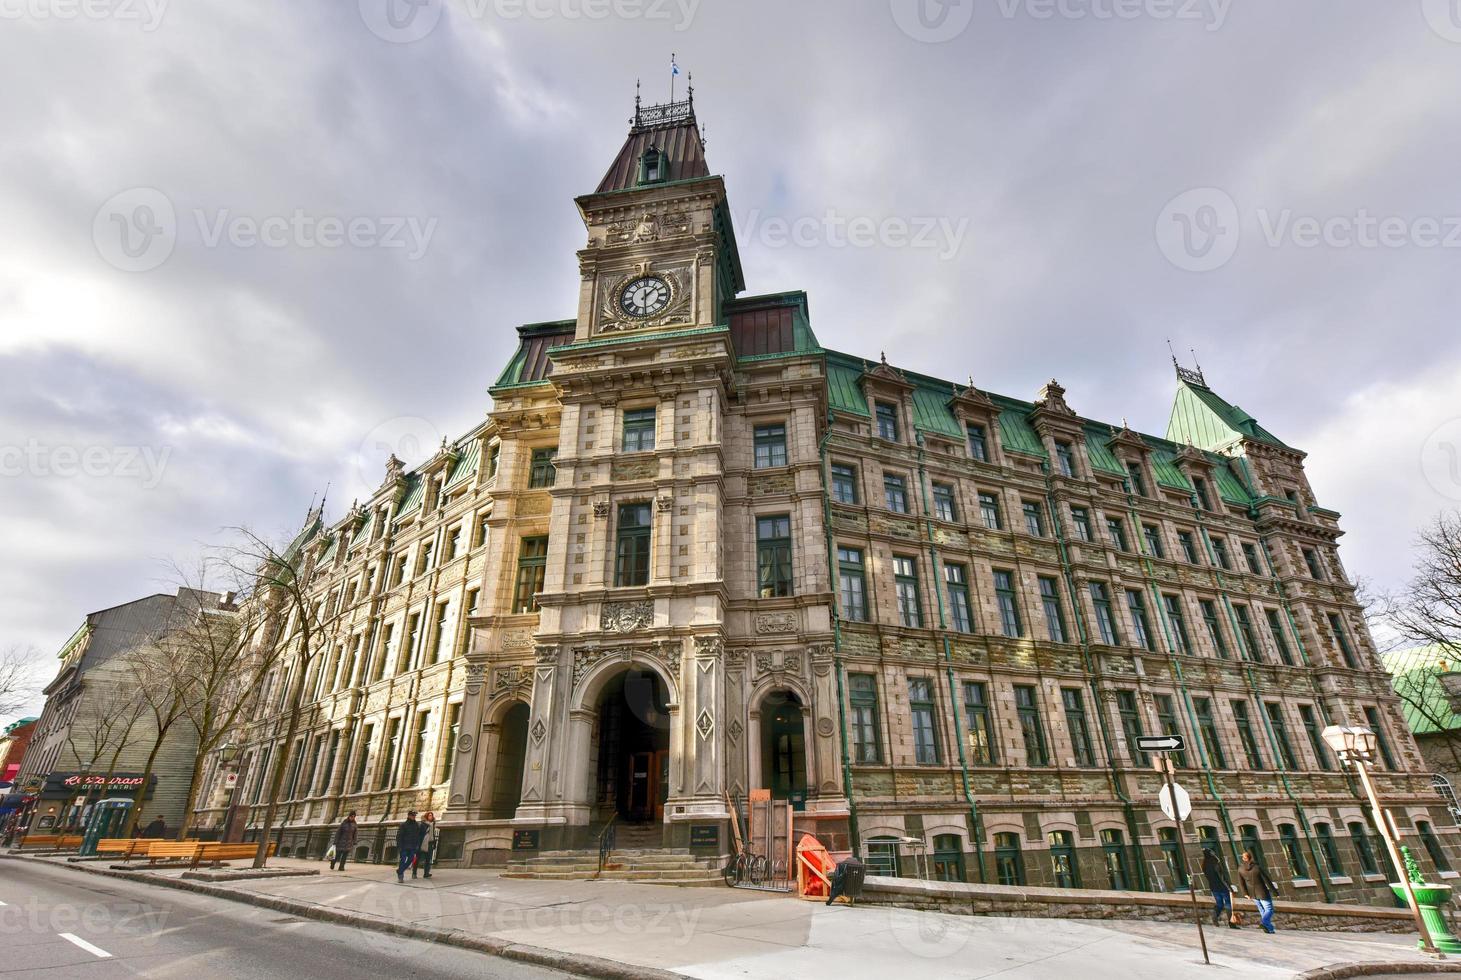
[1323, 724, 1440, 956]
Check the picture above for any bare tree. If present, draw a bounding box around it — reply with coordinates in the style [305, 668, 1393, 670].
[0, 645, 44, 720]
[214, 521, 329, 868]
[117, 633, 197, 838]
[61, 668, 148, 824]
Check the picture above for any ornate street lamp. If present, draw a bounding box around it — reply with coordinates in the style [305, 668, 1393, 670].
[1323, 724, 1440, 956]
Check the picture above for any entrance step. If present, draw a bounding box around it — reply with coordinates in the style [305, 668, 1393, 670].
[501, 867, 724, 885]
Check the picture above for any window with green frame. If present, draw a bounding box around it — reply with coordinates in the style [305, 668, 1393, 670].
[1116, 690, 1146, 764]
[1193, 476, 1213, 511]
[978, 491, 1002, 530]
[945, 563, 973, 632]
[1049, 830, 1080, 888]
[528, 448, 557, 488]
[1159, 827, 1187, 889]
[1039, 576, 1068, 643]
[1014, 684, 1048, 766]
[1298, 704, 1333, 771]
[1142, 523, 1165, 559]
[1178, 529, 1199, 564]
[1194, 697, 1228, 769]
[967, 423, 989, 461]
[1211, 536, 1233, 570]
[756, 515, 793, 598]
[1127, 589, 1155, 651]
[848, 673, 881, 763]
[908, 677, 940, 764]
[1102, 828, 1130, 889]
[1303, 547, 1325, 580]
[1089, 581, 1119, 645]
[614, 503, 652, 586]
[1418, 821, 1453, 872]
[837, 546, 867, 622]
[1062, 688, 1097, 767]
[1278, 823, 1308, 878]
[884, 474, 910, 514]
[1314, 822, 1344, 879]
[1242, 541, 1264, 575]
[1071, 505, 1093, 541]
[1154, 693, 1188, 767]
[1348, 821, 1379, 876]
[875, 401, 900, 441]
[1363, 706, 1398, 769]
[864, 837, 899, 877]
[621, 407, 656, 452]
[1200, 599, 1229, 658]
[1234, 604, 1262, 663]
[1055, 441, 1076, 478]
[994, 832, 1024, 886]
[513, 536, 548, 613]
[753, 423, 788, 468]
[830, 463, 859, 504]
[931, 834, 965, 882]
[1264, 702, 1299, 770]
[1022, 500, 1046, 537]
[1266, 608, 1295, 665]
[1328, 613, 1359, 669]
[1125, 461, 1148, 497]
[894, 555, 922, 628]
[1106, 516, 1129, 551]
[932, 482, 957, 521]
[964, 681, 995, 764]
[1232, 700, 1264, 769]
[994, 569, 1022, 637]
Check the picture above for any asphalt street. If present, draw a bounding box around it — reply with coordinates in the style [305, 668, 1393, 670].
[0, 860, 572, 979]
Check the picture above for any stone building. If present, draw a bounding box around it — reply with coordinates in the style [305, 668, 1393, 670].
[193, 91, 1452, 901]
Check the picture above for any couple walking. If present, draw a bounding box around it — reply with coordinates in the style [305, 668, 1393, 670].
[325, 809, 439, 881]
[1202, 847, 1281, 934]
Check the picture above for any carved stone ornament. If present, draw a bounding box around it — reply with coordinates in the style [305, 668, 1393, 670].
[656, 495, 673, 512]
[457, 734, 474, 754]
[531, 718, 546, 744]
[816, 717, 836, 738]
[492, 665, 532, 702]
[693, 635, 724, 658]
[597, 266, 693, 334]
[593, 501, 610, 519]
[696, 709, 715, 740]
[502, 629, 533, 651]
[534, 644, 559, 665]
[755, 613, 797, 634]
[601, 600, 653, 633]
[727, 718, 743, 744]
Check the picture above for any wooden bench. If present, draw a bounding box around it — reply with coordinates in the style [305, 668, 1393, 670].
[146, 841, 204, 866]
[18, 835, 82, 851]
[191, 842, 275, 869]
[95, 838, 162, 860]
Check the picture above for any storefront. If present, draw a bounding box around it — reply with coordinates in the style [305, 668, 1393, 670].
[27, 773, 156, 833]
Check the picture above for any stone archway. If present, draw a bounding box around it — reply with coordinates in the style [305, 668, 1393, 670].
[590, 667, 672, 824]
[490, 701, 530, 818]
[758, 689, 808, 801]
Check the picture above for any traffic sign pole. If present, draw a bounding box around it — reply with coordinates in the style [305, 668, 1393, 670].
[1159, 757, 1208, 966]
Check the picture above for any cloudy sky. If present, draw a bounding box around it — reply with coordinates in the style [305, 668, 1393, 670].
[3, 0, 1460, 724]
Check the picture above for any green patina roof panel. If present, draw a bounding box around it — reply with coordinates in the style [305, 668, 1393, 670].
[1148, 444, 1193, 491]
[1382, 646, 1461, 735]
[826, 354, 870, 417]
[444, 438, 481, 490]
[1167, 381, 1290, 452]
[394, 474, 425, 519]
[911, 385, 964, 439]
[1084, 425, 1126, 476]
[992, 396, 1047, 458]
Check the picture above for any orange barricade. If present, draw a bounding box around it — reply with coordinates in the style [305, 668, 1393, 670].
[795, 834, 834, 901]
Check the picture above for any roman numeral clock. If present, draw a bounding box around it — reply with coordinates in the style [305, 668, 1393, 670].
[619, 275, 671, 318]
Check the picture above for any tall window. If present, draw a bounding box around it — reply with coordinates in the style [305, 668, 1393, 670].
[351, 725, 373, 793]
[945, 563, 973, 632]
[1349, 821, 1379, 875]
[755, 515, 793, 598]
[1240, 825, 1264, 865]
[1014, 685, 1048, 766]
[1039, 577, 1068, 643]
[1211, 536, 1233, 570]
[931, 835, 965, 883]
[994, 833, 1024, 886]
[1194, 697, 1228, 769]
[1264, 702, 1298, 770]
[404, 612, 422, 671]
[1178, 530, 1199, 564]
[615, 503, 653, 586]
[753, 423, 787, 468]
[894, 556, 922, 627]
[964, 682, 995, 764]
[1154, 694, 1189, 767]
[1049, 830, 1080, 888]
[1071, 506, 1093, 542]
[1022, 501, 1046, 537]
[978, 491, 1002, 530]
[1062, 688, 1097, 767]
[830, 463, 859, 504]
[837, 547, 867, 622]
[1055, 441, 1076, 477]
[932, 483, 958, 521]
[1363, 706, 1398, 769]
[445, 524, 462, 562]
[1193, 476, 1213, 510]
[1089, 582, 1119, 645]
[1242, 542, 1264, 575]
[514, 536, 549, 613]
[1125, 462, 1148, 497]
[428, 601, 450, 664]
[968, 423, 989, 461]
[621, 407, 656, 451]
[378, 717, 403, 789]
[884, 474, 909, 514]
[407, 710, 431, 786]
[1278, 823, 1308, 878]
[1314, 823, 1344, 879]
[1102, 829, 1130, 889]
[1164, 595, 1193, 654]
[1298, 705, 1333, 771]
[1143, 523, 1165, 559]
[1116, 690, 1146, 763]
[1232, 700, 1264, 769]
[849, 674, 881, 763]
[1328, 613, 1359, 669]
[908, 678, 940, 764]
[1303, 547, 1325, 580]
[1106, 516, 1129, 551]
[1200, 599, 1229, 658]
[440, 702, 462, 782]
[528, 447, 557, 488]
[487, 444, 500, 479]
[993, 569, 1022, 637]
[1160, 827, 1187, 888]
[875, 402, 900, 441]
[1127, 589, 1155, 651]
[1234, 605, 1261, 662]
[1266, 609, 1295, 665]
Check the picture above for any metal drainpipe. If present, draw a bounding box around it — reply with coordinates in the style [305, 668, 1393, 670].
[819, 424, 861, 855]
[1043, 466, 1147, 890]
[914, 433, 986, 883]
[1118, 490, 1241, 865]
[1192, 502, 1335, 902]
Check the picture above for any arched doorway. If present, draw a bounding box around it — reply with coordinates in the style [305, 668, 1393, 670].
[594, 668, 670, 823]
[761, 690, 807, 800]
[491, 702, 529, 818]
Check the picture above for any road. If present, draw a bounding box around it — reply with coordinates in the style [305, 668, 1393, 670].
[0, 860, 572, 978]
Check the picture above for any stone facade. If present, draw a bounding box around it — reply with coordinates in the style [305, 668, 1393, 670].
[189, 95, 1456, 900]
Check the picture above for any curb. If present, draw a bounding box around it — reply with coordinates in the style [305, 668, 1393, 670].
[1295, 962, 1461, 980]
[3, 855, 683, 980]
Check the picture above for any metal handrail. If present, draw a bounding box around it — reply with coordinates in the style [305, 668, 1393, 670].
[594, 813, 618, 878]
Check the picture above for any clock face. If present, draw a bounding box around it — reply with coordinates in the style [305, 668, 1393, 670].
[619, 276, 671, 318]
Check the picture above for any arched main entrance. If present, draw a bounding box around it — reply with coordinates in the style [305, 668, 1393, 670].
[491, 701, 529, 818]
[593, 668, 671, 823]
[761, 690, 808, 800]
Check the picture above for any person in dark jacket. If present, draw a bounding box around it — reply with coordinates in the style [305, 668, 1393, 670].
[1201, 848, 1237, 927]
[140, 815, 167, 839]
[395, 811, 425, 883]
[416, 812, 438, 880]
[1236, 851, 1280, 934]
[329, 811, 358, 871]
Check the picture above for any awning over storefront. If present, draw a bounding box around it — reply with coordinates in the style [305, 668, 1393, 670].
[37, 773, 156, 800]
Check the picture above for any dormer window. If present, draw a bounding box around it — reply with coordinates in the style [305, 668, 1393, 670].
[639, 146, 665, 185]
[875, 402, 901, 442]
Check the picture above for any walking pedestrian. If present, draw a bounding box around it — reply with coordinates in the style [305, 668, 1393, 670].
[140, 814, 167, 839]
[1201, 848, 1237, 928]
[417, 812, 437, 879]
[329, 811, 358, 871]
[395, 810, 425, 883]
[1236, 850, 1281, 934]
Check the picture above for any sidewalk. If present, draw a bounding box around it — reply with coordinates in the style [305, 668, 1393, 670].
[20, 854, 1461, 979]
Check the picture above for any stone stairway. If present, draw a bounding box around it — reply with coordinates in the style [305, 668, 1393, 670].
[504, 826, 725, 885]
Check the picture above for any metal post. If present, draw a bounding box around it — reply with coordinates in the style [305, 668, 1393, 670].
[1162, 759, 1208, 965]
[1354, 758, 1440, 956]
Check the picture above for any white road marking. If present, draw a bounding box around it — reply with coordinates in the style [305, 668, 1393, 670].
[0, 900, 8, 906]
[59, 933, 112, 958]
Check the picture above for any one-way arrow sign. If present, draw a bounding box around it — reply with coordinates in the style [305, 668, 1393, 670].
[1137, 734, 1185, 753]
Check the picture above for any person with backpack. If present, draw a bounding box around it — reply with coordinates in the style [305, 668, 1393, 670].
[1236, 850, 1281, 934]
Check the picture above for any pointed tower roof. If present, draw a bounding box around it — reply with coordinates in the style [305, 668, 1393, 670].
[1164, 363, 1293, 453]
[595, 86, 709, 194]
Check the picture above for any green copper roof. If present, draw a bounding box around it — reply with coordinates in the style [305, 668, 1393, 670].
[1382, 646, 1461, 735]
[395, 474, 425, 519]
[1167, 380, 1291, 452]
[992, 396, 1048, 458]
[826, 353, 871, 416]
[443, 438, 481, 490]
[1084, 425, 1126, 476]
[911, 385, 965, 439]
[1149, 445, 1193, 492]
